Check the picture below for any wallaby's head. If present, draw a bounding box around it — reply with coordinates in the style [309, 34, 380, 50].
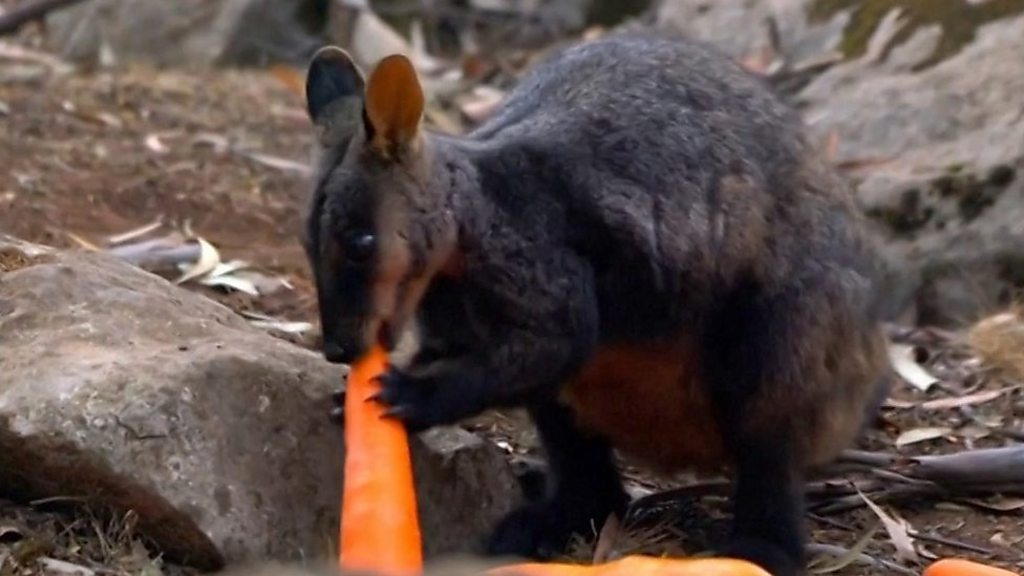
[303, 47, 461, 364]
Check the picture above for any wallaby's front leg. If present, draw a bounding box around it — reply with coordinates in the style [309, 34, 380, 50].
[372, 250, 599, 433]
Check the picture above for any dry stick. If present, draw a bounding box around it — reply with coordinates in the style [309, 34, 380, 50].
[0, 0, 89, 35]
[908, 531, 995, 556]
[806, 543, 917, 575]
[812, 484, 947, 515]
[837, 447, 1024, 490]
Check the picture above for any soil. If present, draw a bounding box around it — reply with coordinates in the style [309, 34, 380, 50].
[1, 28, 1022, 576]
[0, 63, 319, 329]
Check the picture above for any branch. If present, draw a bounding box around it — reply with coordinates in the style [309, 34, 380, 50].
[838, 446, 1024, 491]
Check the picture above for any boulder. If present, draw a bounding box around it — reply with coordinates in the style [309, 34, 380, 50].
[652, 0, 1024, 326]
[0, 236, 518, 571]
[43, 0, 326, 68]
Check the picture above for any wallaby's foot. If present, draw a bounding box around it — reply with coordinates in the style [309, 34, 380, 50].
[721, 537, 804, 576]
[486, 498, 617, 561]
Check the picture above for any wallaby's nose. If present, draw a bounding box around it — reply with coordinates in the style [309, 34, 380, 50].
[322, 340, 355, 364]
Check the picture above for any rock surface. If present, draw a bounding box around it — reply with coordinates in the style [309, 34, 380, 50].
[44, 0, 326, 68]
[654, 0, 1024, 326]
[0, 236, 517, 570]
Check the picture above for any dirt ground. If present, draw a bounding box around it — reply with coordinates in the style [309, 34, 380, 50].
[1, 33, 1023, 576]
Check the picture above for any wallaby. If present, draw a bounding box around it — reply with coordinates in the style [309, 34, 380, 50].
[301, 31, 892, 576]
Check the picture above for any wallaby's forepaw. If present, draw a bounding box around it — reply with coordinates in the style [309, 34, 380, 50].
[369, 362, 484, 433]
[720, 537, 804, 576]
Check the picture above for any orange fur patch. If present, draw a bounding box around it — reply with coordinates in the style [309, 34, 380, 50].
[364, 54, 424, 155]
[561, 338, 728, 472]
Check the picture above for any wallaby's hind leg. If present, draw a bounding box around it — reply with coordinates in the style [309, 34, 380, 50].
[721, 438, 805, 576]
[486, 400, 628, 560]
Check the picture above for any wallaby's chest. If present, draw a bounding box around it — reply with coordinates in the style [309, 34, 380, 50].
[559, 337, 729, 472]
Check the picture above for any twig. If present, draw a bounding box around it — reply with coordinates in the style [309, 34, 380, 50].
[837, 447, 1024, 492]
[812, 484, 946, 515]
[0, 0, 89, 35]
[806, 543, 917, 575]
[908, 530, 995, 556]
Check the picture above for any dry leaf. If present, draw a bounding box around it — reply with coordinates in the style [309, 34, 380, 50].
[176, 237, 220, 284]
[107, 218, 164, 246]
[591, 514, 621, 564]
[958, 424, 992, 440]
[457, 86, 506, 123]
[895, 427, 952, 448]
[38, 557, 95, 576]
[889, 343, 939, 392]
[920, 388, 1008, 411]
[883, 398, 918, 409]
[990, 532, 1024, 547]
[199, 274, 259, 296]
[857, 487, 919, 564]
[192, 132, 231, 153]
[240, 151, 311, 176]
[207, 260, 252, 278]
[809, 524, 878, 574]
[0, 523, 25, 542]
[248, 319, 314, 334]
[65, 231, 100, 251]
[145, 133, 170, 154]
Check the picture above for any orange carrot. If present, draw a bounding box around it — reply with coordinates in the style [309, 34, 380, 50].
[924, 559, 1021, 576]
[488, 556, 771, 576]
[339, 344, 423, 576]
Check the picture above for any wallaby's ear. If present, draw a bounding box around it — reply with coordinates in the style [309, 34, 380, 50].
[305, 46, 365, 126]
[364, 54, 425, 157]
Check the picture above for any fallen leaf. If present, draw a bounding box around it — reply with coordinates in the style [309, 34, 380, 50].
[889, 343, 939, 392]
[883, 397, 918, 409]
[176, 237, 220, 284]
[592, 514, 621, 564]
[65, 231, 100, 251]
[0, 523, 24, 542]
[107, 217, 165, 246]
[809, 524, 878, 574]
[199, 273, 259, 296]
[144, 133, 170, 154]
[192, 132, 231, 153]
[920, 388, 1007, 411]
[240, 151, 311, 176]
[895, 427, 952, 448]
[247, 319, 315, 334]
[206, 259, 252, 278]
[958, 424, 992, 440]
[990, 532, 1024, 547]
[37, 557, 95, 576]
[857, 486, 919, 564]
[457, 86, 506, 123]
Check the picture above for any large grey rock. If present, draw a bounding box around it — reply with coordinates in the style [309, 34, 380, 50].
[44, 0, 325, 68]
[653, 0, 1024, 326]
[0, 236, 517, 570]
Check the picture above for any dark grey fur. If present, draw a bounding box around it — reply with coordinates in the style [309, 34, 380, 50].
[304, 32, 892, 576]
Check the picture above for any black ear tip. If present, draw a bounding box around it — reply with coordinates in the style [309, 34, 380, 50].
[306, 45, 366, 122]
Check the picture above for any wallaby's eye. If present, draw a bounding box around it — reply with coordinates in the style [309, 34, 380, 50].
[343, 231, 377, 263]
